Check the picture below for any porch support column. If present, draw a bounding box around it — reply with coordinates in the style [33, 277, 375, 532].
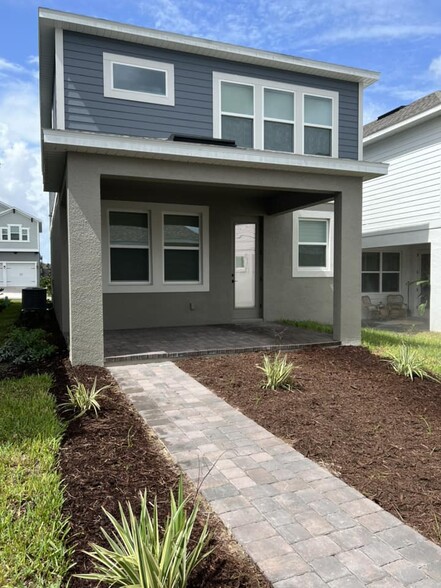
[333, 183, 362, 345]
[66, 153, 104, 366]
[430, 238, 441, 331]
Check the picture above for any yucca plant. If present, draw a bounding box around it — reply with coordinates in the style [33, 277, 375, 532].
[76, 477, 212, 587]
[257, 351, 295, 390]
[385, 344, 438, 381]
[61, 377, 109, 419]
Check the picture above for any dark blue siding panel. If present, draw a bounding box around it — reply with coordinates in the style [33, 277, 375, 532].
[63, 31, 359, 159]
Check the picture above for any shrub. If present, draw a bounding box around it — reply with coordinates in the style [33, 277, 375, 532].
[77, 477, 212, 588]
[0, 296, 10, 312]
[0, 327, 56, 365]
[257, 351, 295, 390]
[385, 344, 438, 381]
[61, 377, 109, 419]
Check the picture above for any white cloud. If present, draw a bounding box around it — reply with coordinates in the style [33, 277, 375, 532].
[0, 57, 24, 73]
[0, 63, 48, 260]
[429, 55, 441, 80]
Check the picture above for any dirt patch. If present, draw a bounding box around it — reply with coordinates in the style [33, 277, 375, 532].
[178, 346, 441, 545]
[50, 358, 270, 588]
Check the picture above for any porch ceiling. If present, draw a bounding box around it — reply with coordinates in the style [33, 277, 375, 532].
[101, 177, 334, 214]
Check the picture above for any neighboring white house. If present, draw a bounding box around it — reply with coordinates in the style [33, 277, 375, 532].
[362, 91, 441, 331]
[0, 201, 42, 289]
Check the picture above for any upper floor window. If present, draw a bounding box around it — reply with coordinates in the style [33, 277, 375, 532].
[0, 224, 30, 242]
[213, 72, 338, 157]
[103, 53, 175, 106]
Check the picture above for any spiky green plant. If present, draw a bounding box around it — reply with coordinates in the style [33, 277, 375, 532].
[76, 477, 212, 587]
[385, 344, 439, 382]
[61, 377, 109, 419]
[257, 351, 295, 390]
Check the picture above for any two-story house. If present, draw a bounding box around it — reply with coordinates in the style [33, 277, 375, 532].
[363, 92, 441, 331]
[39, 8, 386, 366]
[0, 200, 41, 289]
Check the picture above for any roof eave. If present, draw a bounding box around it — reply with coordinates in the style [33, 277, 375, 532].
[364, 104, 441, 145]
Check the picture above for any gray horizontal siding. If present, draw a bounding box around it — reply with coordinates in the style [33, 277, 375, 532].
[64, 31, 359, 159]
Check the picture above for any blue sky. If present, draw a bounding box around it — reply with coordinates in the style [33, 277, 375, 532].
[1, 0, 441, 260]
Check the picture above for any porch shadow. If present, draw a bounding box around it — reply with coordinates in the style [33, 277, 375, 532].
[104, 321, 337, 364]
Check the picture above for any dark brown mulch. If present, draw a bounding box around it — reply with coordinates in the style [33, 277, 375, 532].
[177, 346, 441, 545]
[50, 358, 270, 588]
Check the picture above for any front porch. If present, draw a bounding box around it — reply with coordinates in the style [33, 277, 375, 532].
[104, 321, 336, 364]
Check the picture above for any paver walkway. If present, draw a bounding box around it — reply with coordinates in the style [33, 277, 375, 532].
[110, 361, 441, 587]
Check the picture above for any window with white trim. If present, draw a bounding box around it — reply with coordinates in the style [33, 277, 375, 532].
[0, 224, 30, 242]
[103, 53, 175, 105]
[213, 72, 338, 156]
[109, 211, 150, 282]
[362, 252, 400, 293]
[292, 210, 334, 277]
[163, 214, 201, 282]
[103, 202, 209, 293]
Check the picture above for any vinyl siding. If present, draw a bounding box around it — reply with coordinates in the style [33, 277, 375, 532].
[363, 117, 441, 233]
[0, 210, 40, 251]
[63, 31, 359, 159]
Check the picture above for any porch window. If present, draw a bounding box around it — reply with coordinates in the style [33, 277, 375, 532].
[220, 82, 254, 148]
[362, 251, 400, 293]
[292, 210, 334, 277]
[103, 53, 174, 106]
[163, 214, 200, 282]
[298, 219, 328, 267]
[109, 211, 150, 282]
[213, 72, 338, 156]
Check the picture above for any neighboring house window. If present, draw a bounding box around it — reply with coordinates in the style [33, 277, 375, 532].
[235, 255, 246, 272]
[103, 203, 209, 293]
[109, 211, 150, 282]
[292, 210, 334, 277]
[163, 214, 201, 282]
[213, 72, 338, 156]
[103, 53, 175, 106]
[0, 224, 30, 242]
[362, 252, 400, 293]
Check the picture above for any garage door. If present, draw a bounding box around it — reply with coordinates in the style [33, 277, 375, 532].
[2, 262, 38, 287]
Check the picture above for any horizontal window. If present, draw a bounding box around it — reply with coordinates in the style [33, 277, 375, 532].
[362, 251, 400, 293]
[0, 223, 30, 242]
[103, 53, 174, 106]
[214, 72, 338, 156]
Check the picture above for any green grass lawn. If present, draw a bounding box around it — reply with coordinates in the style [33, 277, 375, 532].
[0, 301, 21, 345]
[283, 319, 441, 377]
[0, 375, 71, 587]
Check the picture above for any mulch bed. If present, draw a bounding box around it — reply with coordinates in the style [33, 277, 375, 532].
[50, 357, 271, 588]
[178, 346, 441, 545]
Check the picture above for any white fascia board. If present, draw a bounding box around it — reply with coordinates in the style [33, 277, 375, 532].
[0, 204, 43, 224]
[38, 8, 379, 87]
[364, 104, 441, 145]
[43, 129, 388, 180]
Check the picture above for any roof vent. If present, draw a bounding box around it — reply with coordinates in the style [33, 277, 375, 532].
[377, 105, 406, 121]
[168, 133, 236, 147]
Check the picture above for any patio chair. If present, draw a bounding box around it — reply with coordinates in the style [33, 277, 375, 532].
[386, 294, 407, 319]
[361, 295, 380, 320]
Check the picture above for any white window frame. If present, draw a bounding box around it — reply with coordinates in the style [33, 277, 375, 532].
[103, 52, 175, 106]
[108, 209, 151, 285]
[0, 223, 30, 242]
[362, 250, 401, 294]
[292, 210, 334, 277]
[162, 212, 202, 284]
[303, 94, 334, 157]
[102, 201, 209, 293]
[219, 80, 255, 148]
[213, 72, 338, 157]
[263, 87, 295, 152]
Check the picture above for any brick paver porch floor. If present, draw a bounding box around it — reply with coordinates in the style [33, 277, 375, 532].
[110, 361, 441, 587]
[105, 322, 336, 364]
